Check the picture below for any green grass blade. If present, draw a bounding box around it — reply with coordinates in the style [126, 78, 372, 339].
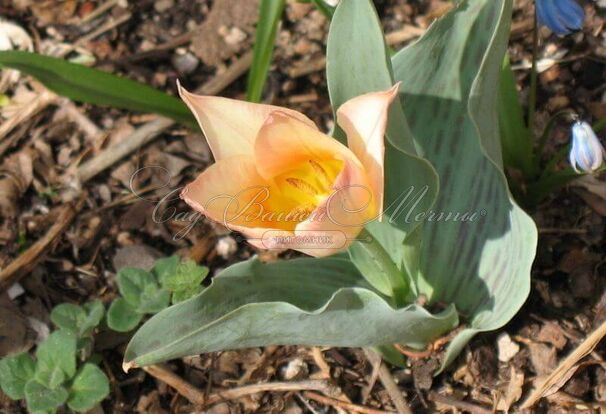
[499, 55, 535, 177]
[246, 0, 286, 102]
[0, 51, 196, 128]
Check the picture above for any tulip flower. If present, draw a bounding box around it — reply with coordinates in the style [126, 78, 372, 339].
[178, 82, 399, 257]
[569, 121, 605, 174]
[536, 0, 584, 35]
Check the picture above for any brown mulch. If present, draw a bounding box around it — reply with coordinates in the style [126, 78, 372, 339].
[0, 0, 605, 413]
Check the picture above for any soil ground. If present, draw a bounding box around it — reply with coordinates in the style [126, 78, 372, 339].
[1, 0, 605, 413]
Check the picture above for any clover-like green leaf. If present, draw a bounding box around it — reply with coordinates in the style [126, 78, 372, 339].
[107, 298, 143, 332]
[50, 300, 104, 338]
[161, 260, 209, 293]
[24, 380, 68, 413]
[125, 256, 458, 367]
[35, 331, 77, 389]
[171, 286, 203, 304]
[117, 268, 157, 308]
[153, 256, 180, 286]
[0, 352, 36, 399]
[67, 363, 109, 412]
[137, 285, 171, 314]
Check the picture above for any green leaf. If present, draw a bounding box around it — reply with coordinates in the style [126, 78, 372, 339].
[161, 260, 209, 292]
[499, 55, 534, 177]
[124, 256, 458, 367]
[391, 0, 537, 370]
[310, 0, 335, 19]
[24, 380, 68, 412]
[50, 300, 104, 338]
[348, 221, 409, 298]
[116, 268, 157, 308]
[0, 353, 36, 399]
[153, 256, 180, 285]
[137, 285, 171, 314]
[172, 286, 203, 304]
[35, 331, 77, 389]
[246, 0, 286, 102]
[0, 51, 196, 128]
[107, 298, 143, 332]
[326, 0, 439, 238]
[67, 363, 109, 412]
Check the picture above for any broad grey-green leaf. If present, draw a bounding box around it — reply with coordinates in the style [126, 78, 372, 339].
[326, 0, 438, 249]
[35, 331, 77, 389]
[24, 380, 68, 412]
[391, 0, 537, 371]
[125, 256, 458, 367]
[67, 363, 109, 412]
[0, 352, 36, 399]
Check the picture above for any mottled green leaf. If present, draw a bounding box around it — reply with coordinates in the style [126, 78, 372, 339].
[391, 0, 537, 370]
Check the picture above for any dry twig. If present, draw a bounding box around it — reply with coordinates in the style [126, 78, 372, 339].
[428, 391, 492, 414]
[521, 318, 606, 408]
[303, 391, 396, 414]
[75, 51, 253, 184]
[143, 364, 339, 408]
[0, 195, 86, 291]
[363, 349, 413, 414]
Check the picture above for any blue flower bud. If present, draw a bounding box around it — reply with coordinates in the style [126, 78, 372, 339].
[569, 121, 605, 173]
[536, 0, 584, 35]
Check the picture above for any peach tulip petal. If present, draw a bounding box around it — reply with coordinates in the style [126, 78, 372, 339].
[336, 84, 400, 217]
[181, 155, 275, 231]
[178, 83, 317, 161]
[254, 111, 363, 179]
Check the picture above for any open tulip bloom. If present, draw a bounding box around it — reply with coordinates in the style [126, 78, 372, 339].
[125, 0, 538, 374]
[178, 82, 398, 257]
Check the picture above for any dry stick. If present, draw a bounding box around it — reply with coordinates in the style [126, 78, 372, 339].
[0, 196, 86, 291]
[303, 391, 396, 414]
[75, 51, 253, 184]
[521, 318, 606, 409]
[363, 349, 413, 414]
[143, 364, 338, 407]
[427, 392, 492, 414]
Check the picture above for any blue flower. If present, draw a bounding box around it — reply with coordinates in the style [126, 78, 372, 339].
[569, 121, 605, 173]
[536, 0, 584, 35]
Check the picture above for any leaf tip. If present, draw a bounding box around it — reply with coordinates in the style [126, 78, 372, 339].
[122, 360, 137, 373]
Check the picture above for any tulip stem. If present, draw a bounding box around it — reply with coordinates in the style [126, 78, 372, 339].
[358, 229, 410, 308]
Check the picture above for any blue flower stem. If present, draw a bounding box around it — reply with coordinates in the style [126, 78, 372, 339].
[529, 6, 539, 162]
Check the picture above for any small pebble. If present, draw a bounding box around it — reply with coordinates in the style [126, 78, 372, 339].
[216, 236, 238, 259]
[154, 0, 174, 13]
[172, 50, 199, 75]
